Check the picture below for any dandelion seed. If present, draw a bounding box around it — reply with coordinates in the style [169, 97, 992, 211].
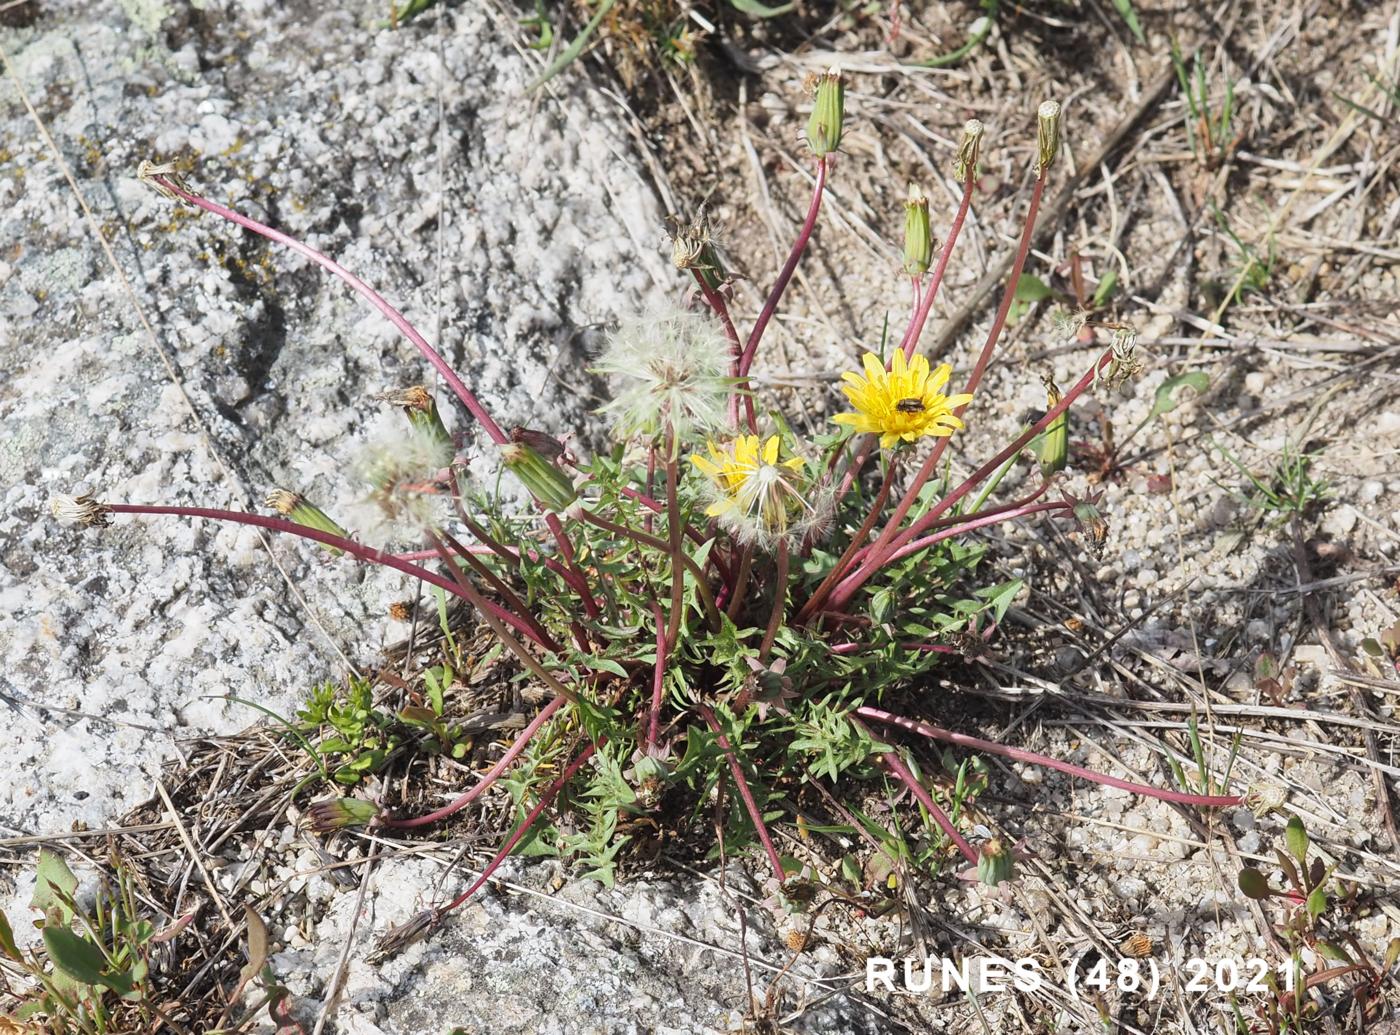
[691, 434, 830, 549]
[351, 422, 455, 539]
[595, 306, 732, 443]
[832, 351, 973, 449]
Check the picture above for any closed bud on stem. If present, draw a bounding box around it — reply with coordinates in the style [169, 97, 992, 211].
[265, 489, 350, 553]
[976, 838, 1014, 886]
[1036, 376, 1067, 476]
[380, 386, 451, 447]
[501, 442, 578, 514]
[954, 118, 984, 182]
[136, 159, 196, 202]
[805, 67, 845, 157]
[902, 184, 932, 276]
[305, 797, 380, 832]
[1036, 100, 1062, 175]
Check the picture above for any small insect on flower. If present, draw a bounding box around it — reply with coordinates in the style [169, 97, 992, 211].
[832, 351, 974, 449]
[691, 434, 830, 549]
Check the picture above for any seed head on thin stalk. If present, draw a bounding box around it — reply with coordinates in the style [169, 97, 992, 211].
[594, 306, 732, 444]
[1036, 100, 1062, 175]
[350, 422, 455, 542]
[667, 212, 730, 293]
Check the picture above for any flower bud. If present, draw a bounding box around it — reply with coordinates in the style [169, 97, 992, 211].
[902, 184, 932, 276]
[137, 159, 196, 202]
[805, 67, 845, 157]
[380, 386, 451, 447]
[1036, 100, 1062, 175]
[976, 839, 1014, 886]
[305, 797, 380, 832]
[953, 118, 984, 182]
[265, 489, 350, 553]
[501, 441, 578, 514]
[1036, 376, 1067, 476]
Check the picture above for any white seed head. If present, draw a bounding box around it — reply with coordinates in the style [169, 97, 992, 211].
[595, 306, 732, 443]
[349, 422, 454, 540]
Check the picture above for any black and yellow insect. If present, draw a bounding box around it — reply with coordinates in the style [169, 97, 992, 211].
[895, 397, 926, 413]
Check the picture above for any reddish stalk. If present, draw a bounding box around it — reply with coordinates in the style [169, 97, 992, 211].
[864, 500, 1067, 571]
[436, 741, 600, 913]
[859, 723, 977, 865]
[828, 344, 1118, 610]
[98, 504, 547, 646]
[645, 602, 668, 750]
[382, 694, 567, 828]
[579, 511, 720, 629]
[149, 176, 507, 445]
[857, 707, 1243, 807]
[698, 705, 785, 882]
[693, 273, 756, 432]
[848, 171, 1050, 599]
[435, 527, 557, 650]
[759, 539, 790, 661]
[796, 457, 898, 623]
[544, 511, 601, 634]
[738, 158, 827, 376]
[897, 173, 977, 361]
[664, 441, 686, 649]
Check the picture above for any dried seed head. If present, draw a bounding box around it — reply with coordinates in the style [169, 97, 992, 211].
[377, 385, 452, 446]
[136, 159, 195, 202]
[667, 212, 729, 292]
[388, 600, 415, 621]
[1036, 100, 1062, 175]
[902, 184, 932, 276]
[50, 494, 111, 528]
[954, 118, 984, 181]
[805, 67, 845, 157]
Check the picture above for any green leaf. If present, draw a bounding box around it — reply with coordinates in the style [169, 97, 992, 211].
[1315, 940, 1353, 964]
[1091, 268, 1120, 307]
[1306, 884, 1328, 920]
[1014, 274, 1054, 303]
[1237, 867, 1272, 900]
[0, 910, 19, 961]
[1284, 816, 1309, 864]
[31, 849, 78, 926]
[1148, 371, 1209, 419]
[42, 926, 108, 986]
[1110, 0, 1145, 44]
[729, 0, 795, 15]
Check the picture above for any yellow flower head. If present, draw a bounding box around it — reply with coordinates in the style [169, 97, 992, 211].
[832, 351, 974, 449]
[690, 435, 829, 548]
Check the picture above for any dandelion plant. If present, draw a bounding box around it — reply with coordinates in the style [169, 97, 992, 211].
[55, 77, 1251, 957]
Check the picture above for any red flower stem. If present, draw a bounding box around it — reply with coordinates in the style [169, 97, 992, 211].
[796, 458, 897, 622]
[382, 694, 567, 828]
[897, 174, 977, 361]
[698, 705, 785, 882]
[100, 504, 545, 645]
[580, 511, 720, 629]
[645, 602, 668, 750]
[619, 487, 730, 581]
[724, 545, 753, 621]
[759, 538, 789, 661]
[434, 527, 560, 652]
[693, 272, 756, 432]
[664, 444, 686, 648]
[850, 171, 1050, 603]
[831, 641, 958, 656]
[437, 740, 600, 913]
[857, 707, 1243, 807]
[152, 176, 507, 445]
[738, 158, 827, 376]
[855, 719, 976, 865]
[544, 511, 600, 623]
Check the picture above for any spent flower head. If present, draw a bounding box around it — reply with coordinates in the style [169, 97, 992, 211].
[595, 306, 732, 443]
[50, 494, 111, 528]
[691, 434, 830, 549]
[351, 421, 455, 538]
[832, 351, 973, 449]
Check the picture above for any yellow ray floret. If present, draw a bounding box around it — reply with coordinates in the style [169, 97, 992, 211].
[690, 434, 809, 545]
[831, 351, 974, 449]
